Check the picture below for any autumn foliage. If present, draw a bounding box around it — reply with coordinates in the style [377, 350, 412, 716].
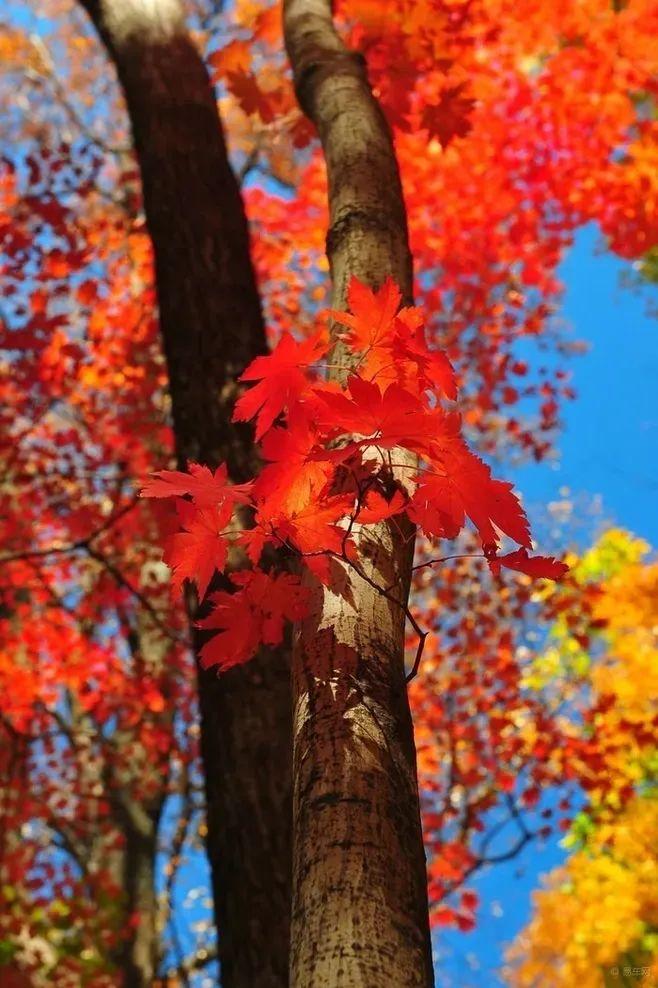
[507, 532, 658, 986]
[143, 276, 567, 673]
[0, 0, 657, 983]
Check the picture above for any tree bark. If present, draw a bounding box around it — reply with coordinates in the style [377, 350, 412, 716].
[76, 3, 291, 986]
[283, 2, 434, 986]
[111, 799, 162, 987]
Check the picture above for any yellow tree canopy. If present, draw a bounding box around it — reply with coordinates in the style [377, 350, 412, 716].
[507, 530, 658, 987]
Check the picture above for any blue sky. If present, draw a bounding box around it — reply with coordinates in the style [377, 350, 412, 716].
[434, 224, 658, 987]
[517, 227, 658, 548]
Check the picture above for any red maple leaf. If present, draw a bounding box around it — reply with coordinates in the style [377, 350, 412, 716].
[163, 500, 233, 600]
[226, 71, 279, 123]
[393, 310, 458, 400]
[408, 473, 465, 539]
[253, 405, 332, 513]
[421, 83, 476, 148]
[262, 494, 354, 560]
[355, 488, 408, 524]
[330, 275, 402, 352]
[315, 375, 435, 453]
[233, 330, 328, 439]
[140, 462, 251, 509]
[411, 440, 531, 549]
[198, 570, 310, 671]
[433, 906, 459, 927]
[488, 547, 569, 581]
[457, 472, 531, 549]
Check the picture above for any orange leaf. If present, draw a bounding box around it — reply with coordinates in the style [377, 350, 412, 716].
[330, 275, 402, 352]
[208, 39, 251, 81]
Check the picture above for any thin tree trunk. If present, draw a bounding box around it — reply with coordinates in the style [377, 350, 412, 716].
[122, 827, 159, 987]
[283, 2, 434, 986]
[76, 3, 291, 985]
[110, 798, 162, 988]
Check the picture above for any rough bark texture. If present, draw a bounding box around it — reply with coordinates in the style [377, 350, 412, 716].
[284, 2, 434, 986]
[76, 3, 291, 986]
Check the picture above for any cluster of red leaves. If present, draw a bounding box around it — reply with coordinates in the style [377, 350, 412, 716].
[233, 0, 658, 464]
[407, 547, 606, 927]
[0, 139, 194, 983]
[143, 276, 567, 672]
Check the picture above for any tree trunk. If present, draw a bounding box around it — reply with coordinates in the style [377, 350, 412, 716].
[283, 3, 434, 986]
[112, 802, 162, 988]
[76, 3, 291, 985]
[122, 829, 159, 987]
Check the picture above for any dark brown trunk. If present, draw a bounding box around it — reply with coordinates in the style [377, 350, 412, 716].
[76, 3, 291, 985]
